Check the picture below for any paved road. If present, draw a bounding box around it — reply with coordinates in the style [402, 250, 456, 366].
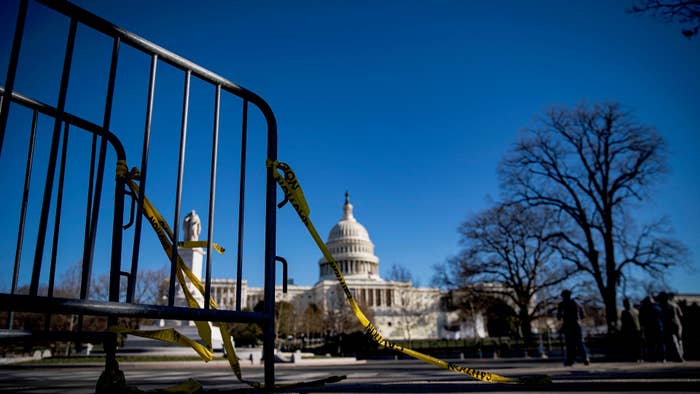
[1, 358, 699, 393]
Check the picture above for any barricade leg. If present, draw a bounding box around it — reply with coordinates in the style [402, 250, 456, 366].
[96, 321, 131, 393]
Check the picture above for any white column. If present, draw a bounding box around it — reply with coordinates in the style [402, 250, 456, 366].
[176, 247, 205, 326]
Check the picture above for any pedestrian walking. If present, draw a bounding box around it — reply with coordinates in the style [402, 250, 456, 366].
[620, 298, 643, 362]
[658, 291, 684, 362]
[639, 296, 665, 362]
[557, 290, 590, 366]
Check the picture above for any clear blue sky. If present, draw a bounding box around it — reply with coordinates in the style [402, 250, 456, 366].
[1, 0, 698, 296]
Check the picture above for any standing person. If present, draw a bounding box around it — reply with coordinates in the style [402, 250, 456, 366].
[669, 293, 685, 360]
[620, 298, 643, 362]
[658, 292, 684, 362]
[639, 296, 665, 362]
[557, 290, 590, 366]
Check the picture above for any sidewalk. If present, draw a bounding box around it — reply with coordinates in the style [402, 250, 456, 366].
[1, 357, 698, 393]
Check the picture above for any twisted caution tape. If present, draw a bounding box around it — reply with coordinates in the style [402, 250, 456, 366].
[178, 240, 225, 254]
[267, 159, 551, 385]
[110, 160, 345, 391]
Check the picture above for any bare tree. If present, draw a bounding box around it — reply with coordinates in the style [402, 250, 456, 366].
[92, 265, 169, 306]
[227, 309, 263, 348]
[629, 0, 700, 38]
[91, 265, 169, 329]
[442, 203, 575, 340]
[386, 263, 420, 286]
[275, 301, 296, 339]
[435, 286, 491, 338]
[51, 262, 84, 333]
[300, 303, 325, 339]
[386, 263, 433, 341]
[325, 284, 366, 335]
[386, 263, 415, 340]
[500, 102, 686, 332]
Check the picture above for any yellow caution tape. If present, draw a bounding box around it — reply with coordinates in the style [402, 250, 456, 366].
[267, 159, 551, 385]
[111, 159, 344, 390]
[153, 378, 202, 393]
[178, 240, 225, 254]
[108, 326, 213, 361]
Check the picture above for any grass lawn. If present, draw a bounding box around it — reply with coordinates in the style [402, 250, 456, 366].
[19, 355, 206, 364]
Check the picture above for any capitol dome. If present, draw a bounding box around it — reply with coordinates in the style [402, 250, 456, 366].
[319, 193, 380, 281]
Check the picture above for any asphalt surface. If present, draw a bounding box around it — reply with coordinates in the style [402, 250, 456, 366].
[0, 358, 698, 393]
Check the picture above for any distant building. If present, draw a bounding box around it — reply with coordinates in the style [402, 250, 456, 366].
[675, 293, 700, 306]
[210, 193, 487, 339]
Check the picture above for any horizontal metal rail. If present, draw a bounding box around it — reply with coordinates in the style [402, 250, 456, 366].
[0, 87, 126, 161]
[0, 329, 108, 344]
[0, 294, 269, 324]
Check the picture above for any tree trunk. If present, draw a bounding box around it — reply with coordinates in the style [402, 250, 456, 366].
[603, 209, 619, 334]
[603, 286, 618, 334]
[519, 308, 532, 343]
[601, 228, 618, 333]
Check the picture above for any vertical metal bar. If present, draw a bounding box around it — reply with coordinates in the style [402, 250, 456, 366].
[106, 159, 127, 381]
[81, 37, 120, 302]
[76, 133, 96, 333]
[30, 18, 78, 296]
[80, 132, 98, 289]
[47, 123, 70, 298]
[204, 84, 221, 310]
[0, 0, 28, 155]
[105, 35, 128, 354]
[275, 256, 288, 294]
[169, 70, 190, 307]
[235, 100, 248, 311]
[263, 111, 279, 390]
[127, 54, 157, 303]
[8, 110, 38, 329]
[45, 123, 70, 331]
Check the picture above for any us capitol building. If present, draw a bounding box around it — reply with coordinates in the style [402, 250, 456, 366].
[205, 194, 486, 340]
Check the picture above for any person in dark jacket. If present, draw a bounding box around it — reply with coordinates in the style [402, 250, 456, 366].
[620, 298, 643, 362]
[639, 296, 665, 362]
[557, 290, 590, 366]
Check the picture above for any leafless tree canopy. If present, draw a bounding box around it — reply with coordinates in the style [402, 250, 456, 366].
[275, 301, 296, 338]
[325, 284, 368, 335]
[443, 203, 575, 339]
[499, 102, 685, 332]
[92, 265, 169, 306]
[385, 265, 433, 341]
[386, 263, 414, 283]
[300, 303, 325, 337]
[629, 0, 700, 38]
[2, 263, 170, 341]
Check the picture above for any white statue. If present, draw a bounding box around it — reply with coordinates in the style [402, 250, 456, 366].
[183, 210, 201, 242]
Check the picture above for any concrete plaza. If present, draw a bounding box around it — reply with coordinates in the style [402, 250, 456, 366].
[0, 358, 698, 393]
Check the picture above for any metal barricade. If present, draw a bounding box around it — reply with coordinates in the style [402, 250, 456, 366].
[0, 0, 279, 387]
